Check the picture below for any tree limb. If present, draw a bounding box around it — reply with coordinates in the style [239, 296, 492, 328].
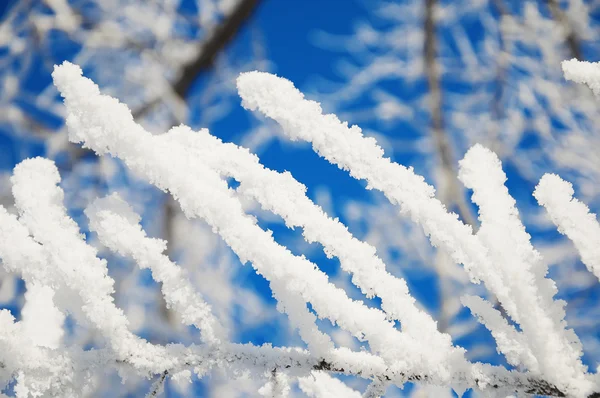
[146, 370, 168, 397]
[174, 0, 261, 99]
[306, 358, 594, 398]
[132, 0, 261, 120]
[545, 0, 583, 60]
[423, 0, 478, 229]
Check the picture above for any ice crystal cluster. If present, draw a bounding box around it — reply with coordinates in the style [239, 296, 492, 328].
[1, 60, 600, 397]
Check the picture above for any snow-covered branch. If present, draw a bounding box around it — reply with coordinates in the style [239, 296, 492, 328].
[0, 60, 599, 397]
[535, 174, 600, 281]
[235, 69, 599, 397]
[562, 59, 600, 97]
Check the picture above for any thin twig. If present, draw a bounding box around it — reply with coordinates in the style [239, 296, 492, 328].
[173, 0, 261, 98]
[132, 0, 261, 119]
[146, 370, 168, 397]
[545, 0, 583, 60]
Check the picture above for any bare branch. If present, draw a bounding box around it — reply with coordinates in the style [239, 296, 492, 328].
[131, 0, 261, 120]
[146, 370, 168, 398]
[173, 0, 261, 99]
[423, 0, 477, 228]
[545, 0, 583, 60]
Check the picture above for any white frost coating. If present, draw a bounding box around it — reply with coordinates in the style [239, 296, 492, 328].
[0, 205, 96, 396]
[362, 379, 388, 398]
[0, 188, 386, 389]
[258, 371, 290, 397]
[86, 193, 224, 345]
[298, 371, 362, 398]
[10, 157, 186, 375]
[0, 308, 105, 397]
[166, 125, 465, 370]
[1, 310, 70, 397]
[0, 198, 225, 390]
[21, 283, 65, 349]
[0, 183, 394, 394]
[49, 62, 600, 396]
[52, 62, 424, 378]
[562, 58, 600, 96]
[87, 193, 336, 358]
[535, 173, 600, 282]
[461, 295, 536, 370]
[458, 145, 590, 395]
[0, 206, 59, 287]
[236, 71, 517, 325]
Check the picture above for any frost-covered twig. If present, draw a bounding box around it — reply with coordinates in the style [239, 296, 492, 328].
[0, 309, 100, 397]
[461, 295, 536, 370]
[258, 369, 290, 397]
[146, 370, 168, 398]
[52, 62, 435, 380]
[10, 158, 184, 376]
[2, 158, 352, 392]
[7, 158, 401, 386]
[166, 125, 463, 367]
[86, 194, 225, 345]
[236, 71, 598, 396]
[299, 371, 362, 398]
[85, 191, 386, 377]
[458, 145, 588, 392]
[236, 71, 515, 320]
[562, 59, 600, 97]
[362, 378, 388, 398]
[534, 174, 600, 281]
[30, 61, 598, 396]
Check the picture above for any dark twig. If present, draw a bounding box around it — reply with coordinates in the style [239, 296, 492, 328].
[308, 357, 596, 398]
[147, 370, 168, 397]
[132, 0, 261, 119]
[173, 0, 260, 98]
[105, 350, 600, 398]
[545, 0, 583, 60]
[423, 0, 478, 229]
